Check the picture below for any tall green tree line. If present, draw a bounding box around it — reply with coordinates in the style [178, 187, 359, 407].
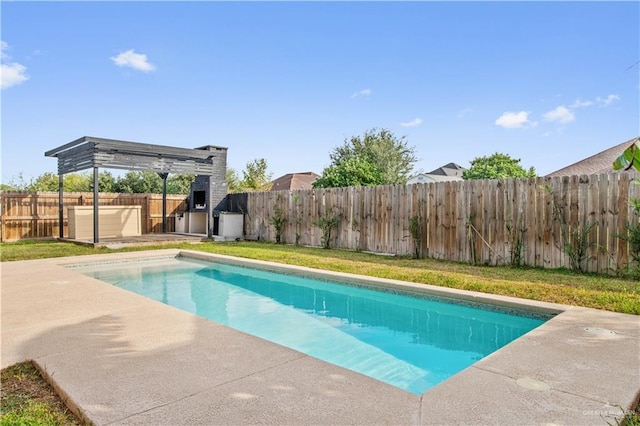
[2, 158, 274, 194]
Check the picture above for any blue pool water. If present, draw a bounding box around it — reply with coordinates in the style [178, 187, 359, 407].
[71, 256, 548, 395]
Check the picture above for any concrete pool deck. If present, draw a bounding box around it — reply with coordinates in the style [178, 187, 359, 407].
[1, 249, 639, 425]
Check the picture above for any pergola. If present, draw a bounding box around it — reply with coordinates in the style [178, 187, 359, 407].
[45, 136, 221, 243]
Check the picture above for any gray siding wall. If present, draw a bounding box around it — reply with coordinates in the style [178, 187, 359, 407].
[190, 145, 228, 237]
[209, 146, 228, 212]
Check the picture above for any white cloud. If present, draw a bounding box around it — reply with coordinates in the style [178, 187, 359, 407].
[110, 49, 156, 73]
[495, 111, 534, 129]
[570, 99, 593, 108]
[400, 118, 423, 127]
[350, 88, 371, 98]
[596, 94, 620, 107]
[1, 41, 8, 59]
[544, 105, 575, 124]
[496, 93, 619, 128]
[1, 41, 29, 90]
[1, 63, 29, 89]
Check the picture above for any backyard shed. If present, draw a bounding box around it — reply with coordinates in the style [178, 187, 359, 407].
[45, 136, 228, 243]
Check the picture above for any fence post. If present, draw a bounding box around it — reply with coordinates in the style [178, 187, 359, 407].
[1, 192, 4, 242]
[58, 174, 64, 239]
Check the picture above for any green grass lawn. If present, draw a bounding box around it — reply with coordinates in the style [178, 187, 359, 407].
[0, 362, 82, 426]
[2, 240, 639, 314]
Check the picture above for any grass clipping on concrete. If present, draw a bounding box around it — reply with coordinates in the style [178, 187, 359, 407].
[1, 361, 83, 426]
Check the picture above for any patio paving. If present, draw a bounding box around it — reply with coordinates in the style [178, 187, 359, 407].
[2, 249, 638, 425]
[60, 232, 214, 248]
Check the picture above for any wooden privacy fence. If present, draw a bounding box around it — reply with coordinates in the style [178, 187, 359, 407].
[0, 191, 189, 241]
[4, 172, 640, 274]
[229, 172, 640, 274]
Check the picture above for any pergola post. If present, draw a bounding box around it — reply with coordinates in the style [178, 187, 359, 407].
[159, 173, 168, 233]
[93, 167, 99, 243]
[58, 173, 64, 239]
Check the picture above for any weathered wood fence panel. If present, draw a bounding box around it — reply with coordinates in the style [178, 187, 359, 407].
[229, 172, 639, 274]
[0, 191, 188, 241]
[4, 173, 640, 274]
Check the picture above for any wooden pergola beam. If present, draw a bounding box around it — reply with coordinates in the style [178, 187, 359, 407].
[46, 136, 225, 243]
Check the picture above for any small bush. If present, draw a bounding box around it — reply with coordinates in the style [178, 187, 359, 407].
[617, 198, 640, 279]
[506, 218, 525, 267]
[269, 196, 287, 244]
[408, 214, 423, 259]
[292, 194, 302, 246]
[313, 209, 341, 249]
[545, 185, 598, 273]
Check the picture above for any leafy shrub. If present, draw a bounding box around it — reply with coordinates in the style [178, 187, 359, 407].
[269, 195, 286, 244]
[313, 209, 341, 249]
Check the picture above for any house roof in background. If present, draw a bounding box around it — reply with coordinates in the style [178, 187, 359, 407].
[546, 137, 640, 177]
[407, 174, 464, 184]
[429, 162, 465, 177]
[270, 172, 320, 191]
[407, 162, 466, 184]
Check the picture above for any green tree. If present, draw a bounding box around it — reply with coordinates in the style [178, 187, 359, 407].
[13, 170, 193, 194]
[462, 153, 536, 180]
[62, 173, 92, 192]
[0, 183, 16, 191]
[313, 157, 384, 188]
[89, 171, 116, 193]
[27, 172, 94, 192]
[314, 128, 417, 188]
[27, 172, 59, 191]
[99, 171, 115, 192]
[241, 158, 272, 191]
[226, 169, 243, 193]
[167, 174, 195, 194]
[114, 171, 163, 193]
[2, 172, 30, 191]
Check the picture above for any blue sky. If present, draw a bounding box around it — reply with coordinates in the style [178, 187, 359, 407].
[2, 1, 639, 184]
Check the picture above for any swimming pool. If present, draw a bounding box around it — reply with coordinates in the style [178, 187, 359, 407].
[70, 254, 550, 395]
